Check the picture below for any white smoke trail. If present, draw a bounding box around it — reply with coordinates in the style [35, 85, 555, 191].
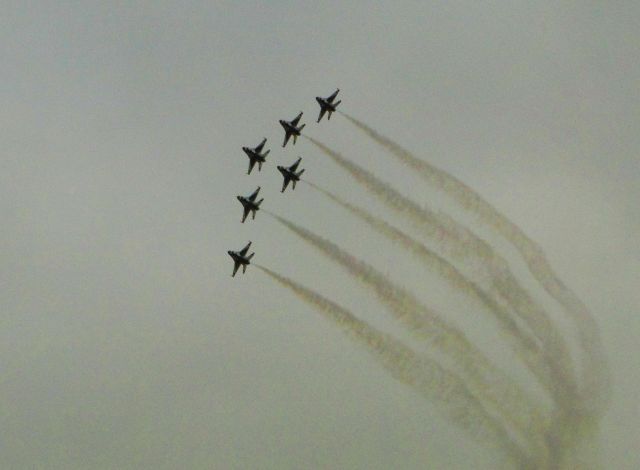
[266, 212, 548, 454]
[257, 265, 534, 468]
[341, 112, 610, 416]
[305, 136, 577, 402]
[304, 180, 556, 396]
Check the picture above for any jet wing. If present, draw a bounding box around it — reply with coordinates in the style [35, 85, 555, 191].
[281, 175, 291, 193]
[241, 206, 250, 223]
[248, 186, 261, 201]
[291, 112, 303, 126]
[247, 158, 256, 175]
[327, 89, 339, 103]
[289, 157, 301, 172]
[255, 138, 266, 153]
[239, 241, 252, 256]
[317, 108, 327, 123]
[282, 132, 292, 148]
[232, 261, 240, 277]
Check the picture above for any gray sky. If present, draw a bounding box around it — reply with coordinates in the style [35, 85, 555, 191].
[2, 1, 639, 468]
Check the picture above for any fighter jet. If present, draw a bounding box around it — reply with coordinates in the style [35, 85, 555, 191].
[277, 157, 305, 193]
[316, 89, 341, 123]
[228, 241, 254, 277]
[242, 138, 270, 175]
[279, 112, 305, 147]
[237, 186, 263, 223]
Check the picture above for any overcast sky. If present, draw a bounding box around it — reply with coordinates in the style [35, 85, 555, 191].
[2, 1, 639, 468]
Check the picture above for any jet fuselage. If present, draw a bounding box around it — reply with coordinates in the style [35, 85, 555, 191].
[242, 147, 266, 162]
[238, 195, 259, 212]
[228, 250, 250, 266]
[228, 250, 251, 276]
[279, 120, 301, 136]
[316, 97, 337, 112]
[277, 166, 299, 182]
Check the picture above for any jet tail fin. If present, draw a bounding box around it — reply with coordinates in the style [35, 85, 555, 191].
[263, 149, 270, 158]
[299, 123, 306, 132]
[334, 100, 341, 108]
[297, 169, 305, 178]
[257, 198, 264, 207]
[247, 253, 255, 261]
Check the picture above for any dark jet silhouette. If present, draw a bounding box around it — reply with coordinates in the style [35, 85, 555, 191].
[242, 138, 270, 175]
[228, 241, 254, 277]
[237, 186, 264, 223]
[279, 112, 305, 147]
[316, 89, 341, 123]
[277, 157, 305, 193]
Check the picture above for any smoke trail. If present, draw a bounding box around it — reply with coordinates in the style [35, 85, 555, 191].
[257, 265, 534, 468]
[341, 112, 610, 415]
[305, 136, 576, 401]
[266, 212, 548, 454]
[304, 180, 555, 395]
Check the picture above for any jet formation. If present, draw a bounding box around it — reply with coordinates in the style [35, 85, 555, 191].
[230, 89, 341, 276]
